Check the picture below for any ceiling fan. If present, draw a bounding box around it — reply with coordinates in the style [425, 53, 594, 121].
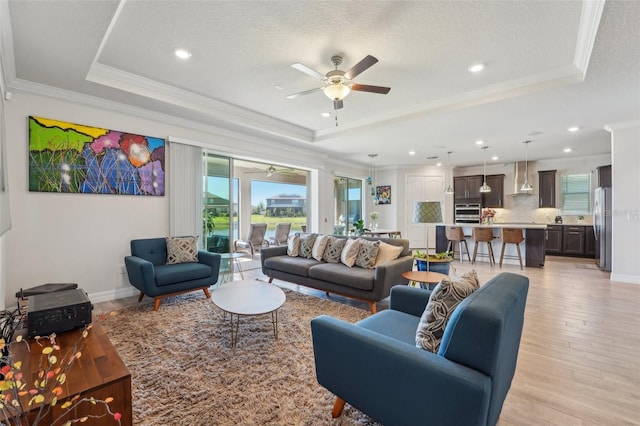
[286, 54, 390, 110]
[246, 165, 299, 178]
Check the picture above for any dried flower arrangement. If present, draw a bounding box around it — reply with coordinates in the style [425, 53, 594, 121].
[0, 310, 121, 426]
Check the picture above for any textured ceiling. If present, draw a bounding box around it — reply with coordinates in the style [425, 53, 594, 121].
[3, 0, 639, 168]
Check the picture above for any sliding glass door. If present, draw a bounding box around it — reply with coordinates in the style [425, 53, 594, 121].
[202, 154, 238, 253]
[334, 176, 362, 235]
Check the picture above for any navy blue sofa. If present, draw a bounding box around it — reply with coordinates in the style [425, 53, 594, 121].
[311, 272, 529, 426]
[125, 238, 221, 311]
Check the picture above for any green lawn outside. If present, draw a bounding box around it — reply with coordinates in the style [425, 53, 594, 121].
[209, 215, 306, 233]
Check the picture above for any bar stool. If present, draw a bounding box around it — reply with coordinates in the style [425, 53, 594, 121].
[445, 226, 470, 263]
[471, 227, 496, 266]
[500, 228, 525, 270]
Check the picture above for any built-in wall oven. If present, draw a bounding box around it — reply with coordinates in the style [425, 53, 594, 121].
[455, 203, 481, 224]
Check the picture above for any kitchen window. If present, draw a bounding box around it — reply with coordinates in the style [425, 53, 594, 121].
[561, 173, 591, 214]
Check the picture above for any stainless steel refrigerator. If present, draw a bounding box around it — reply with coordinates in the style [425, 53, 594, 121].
[593, 187, 612, 271]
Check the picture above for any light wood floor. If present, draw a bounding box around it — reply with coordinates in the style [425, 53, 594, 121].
[97, 255, 640, 425]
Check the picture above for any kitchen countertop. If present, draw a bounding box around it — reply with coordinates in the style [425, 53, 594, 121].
[442, 223, 548, 229]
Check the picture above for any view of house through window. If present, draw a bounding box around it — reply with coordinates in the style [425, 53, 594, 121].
[334, 176, 362, 235]
[251, 180, 307, 239]
[202, 157, 308, 250]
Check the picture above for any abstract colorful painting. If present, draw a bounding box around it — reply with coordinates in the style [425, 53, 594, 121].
[29, 116, 165, 196]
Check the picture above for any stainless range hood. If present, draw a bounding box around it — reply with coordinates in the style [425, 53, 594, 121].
[510, 161, 536, 196]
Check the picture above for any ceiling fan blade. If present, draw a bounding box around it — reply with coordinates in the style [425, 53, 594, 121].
[286, 87, 323, 99]
[291, 63, 326, 80]
[344, 55, 378, 80]
[334, 100, 343, 110]
[351, 84, 390, 94]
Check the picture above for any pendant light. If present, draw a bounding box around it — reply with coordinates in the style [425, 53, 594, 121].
[479, 146, 492, 193]
[520, 140, 533, 192]
[444, 151, 454, 194]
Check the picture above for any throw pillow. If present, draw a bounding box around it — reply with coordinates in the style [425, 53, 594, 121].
[287, 234, 300, 257]
[322, 237, 346, 263]
[166, 236, 199, 264]
[298, 233, 318, 259]
[355, 238, 381, 269]
[312, 234, 330, 261]
[340, 238, 360, 267]
[374, 241, 404, 266]
[415, 270, 480, 353]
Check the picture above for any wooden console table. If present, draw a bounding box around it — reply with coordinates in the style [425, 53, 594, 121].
[11, 323, 132, 425]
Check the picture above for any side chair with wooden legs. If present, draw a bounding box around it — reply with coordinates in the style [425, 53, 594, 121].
[471, 227, 496, 266]
[500, 227, 525, 269]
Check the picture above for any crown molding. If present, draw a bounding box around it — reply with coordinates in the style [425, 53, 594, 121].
[86, 63, 314, 144]
[573, 0, 606, 76]
[7, 78, 326, 158]
[315, 64, 584, 141]
[604, 120, 640, 132]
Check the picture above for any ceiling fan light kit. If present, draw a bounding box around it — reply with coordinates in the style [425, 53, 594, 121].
[288, 54, 390, 113]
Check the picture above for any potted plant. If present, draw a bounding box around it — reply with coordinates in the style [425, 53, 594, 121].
[413, 250, 454, 275]
[352, 219, 370, 236]
[578, 215, 585, 224]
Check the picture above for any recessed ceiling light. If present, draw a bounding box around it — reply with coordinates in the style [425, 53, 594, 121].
[468, 63, 484, 73]
[492, 156, 499, 161]
[409, 150, 416, 155]
[320, 112, 331, 118]
[436, 162, 442, 167]
[175, 49, 192, 59]
[563, 148, 572, 153]
[567, 126, 579, 132]
[273, 84, 283, 90]
[475, 140, 484, 145]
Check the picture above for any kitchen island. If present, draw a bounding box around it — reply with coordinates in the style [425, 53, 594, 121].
[436, 223, 547, 268]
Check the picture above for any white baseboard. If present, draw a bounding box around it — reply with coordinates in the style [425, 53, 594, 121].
[88, 287, 139, 304]
[610, 273, 640, 284]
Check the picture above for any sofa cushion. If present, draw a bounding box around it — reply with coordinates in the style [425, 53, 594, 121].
[312, 234, 330, 261]
[374, 241, 404, 266]
[340, 238, 360, 267]
[287, 234, 300, 257]
[322, 237, 346, 263]
[299, 233, 318, 259]
[264, 255, 321, 277]
[415, 270, 480, 353]
[355, 238, 380, 269]
[155, 262, 211, 286]
[166, 236, 199, 264]
[309, 263, 375, 291]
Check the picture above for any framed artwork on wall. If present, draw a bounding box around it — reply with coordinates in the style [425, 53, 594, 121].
[376, 185, 391, 205]
[28, 116, 165, 196]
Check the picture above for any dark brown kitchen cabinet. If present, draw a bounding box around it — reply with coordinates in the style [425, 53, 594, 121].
[454, 175, 483, 204]
[483, 174, 505, 208]
[597, 165, 612, 188]
[563, 226, 585, 255]
[525, 228, 546, 267]
[545, 225, 563, 254]
[538, 170, 556, 208]
[585, 226, 596, 257]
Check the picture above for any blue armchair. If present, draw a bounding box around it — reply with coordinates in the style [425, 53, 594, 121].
[125, 237, 221, 311]
[311, 272, 529, 426]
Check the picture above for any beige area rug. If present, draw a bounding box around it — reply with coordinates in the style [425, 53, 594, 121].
[100, 286, 382, 425]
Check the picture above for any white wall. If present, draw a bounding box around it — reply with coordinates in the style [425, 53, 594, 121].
[607, 121, 640, 284]
[2, 92, 362, 303]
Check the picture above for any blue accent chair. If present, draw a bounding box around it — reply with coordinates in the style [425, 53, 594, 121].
[124, 238, 221, 311]
[311, 272, 529, 426]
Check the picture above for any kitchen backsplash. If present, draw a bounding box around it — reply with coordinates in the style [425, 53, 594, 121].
[488, 194, 593, 225]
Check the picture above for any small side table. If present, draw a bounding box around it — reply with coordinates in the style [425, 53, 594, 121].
[219, 253, 246, 283]
[402, 271, 448, 290]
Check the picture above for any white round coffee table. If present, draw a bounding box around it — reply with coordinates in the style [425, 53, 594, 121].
[211, 280, 286, 348]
